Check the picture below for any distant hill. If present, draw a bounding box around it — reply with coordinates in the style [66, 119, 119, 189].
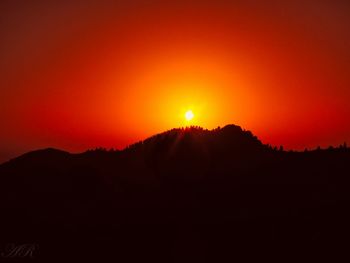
[0, 124, 350, 262]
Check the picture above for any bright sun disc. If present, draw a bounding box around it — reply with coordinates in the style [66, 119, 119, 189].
[185, 110, 194, 121]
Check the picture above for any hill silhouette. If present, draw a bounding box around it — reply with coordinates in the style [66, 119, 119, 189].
[0, 124, 350, 262]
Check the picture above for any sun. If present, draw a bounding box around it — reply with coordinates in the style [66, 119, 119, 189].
[185, 110, 194, 121]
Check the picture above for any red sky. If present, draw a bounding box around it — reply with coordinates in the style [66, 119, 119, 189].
[1, 1, 350, 162]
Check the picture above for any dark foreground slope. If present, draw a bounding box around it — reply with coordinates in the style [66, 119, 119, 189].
[0, 125, 350, 262]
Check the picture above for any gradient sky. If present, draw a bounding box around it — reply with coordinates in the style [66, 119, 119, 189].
[1, 0, 350, 162]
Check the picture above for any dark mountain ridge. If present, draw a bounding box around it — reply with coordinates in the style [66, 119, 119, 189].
[0, 124, 350, 262]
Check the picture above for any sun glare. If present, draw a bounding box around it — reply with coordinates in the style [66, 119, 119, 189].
[185, 110, 194, 121]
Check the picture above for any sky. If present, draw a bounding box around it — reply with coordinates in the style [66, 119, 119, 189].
[1, 0, 350, 162]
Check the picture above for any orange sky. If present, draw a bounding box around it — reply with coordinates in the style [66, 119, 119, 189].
[1, 1, 350, 162]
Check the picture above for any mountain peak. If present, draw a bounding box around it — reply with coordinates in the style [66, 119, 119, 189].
[123, 124, 265, 159]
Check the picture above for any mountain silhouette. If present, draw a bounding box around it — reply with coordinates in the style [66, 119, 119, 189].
[0, 124, 350, 262]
